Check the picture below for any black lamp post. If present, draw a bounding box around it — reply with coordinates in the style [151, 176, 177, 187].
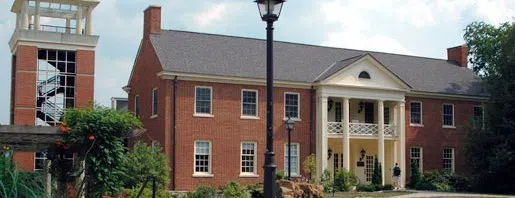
[255, 0, 285, 197]
[285, 117, 295, 180]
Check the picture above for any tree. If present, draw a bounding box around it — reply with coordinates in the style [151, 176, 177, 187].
[372, 156, 382, 186]
[121, 141, 170, 189]
[464, 21, 515, 194]
[303, 154, 317, 183]
[408, 161, 421, 188]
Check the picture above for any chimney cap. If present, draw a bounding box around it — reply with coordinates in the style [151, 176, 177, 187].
[447, 44, 467, 50]
[144, 5, 162, 12]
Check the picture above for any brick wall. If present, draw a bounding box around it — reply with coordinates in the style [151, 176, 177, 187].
[405, 96, 480, 174]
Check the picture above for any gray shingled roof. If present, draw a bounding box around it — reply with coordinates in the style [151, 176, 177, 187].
[150, 30, 485, 96]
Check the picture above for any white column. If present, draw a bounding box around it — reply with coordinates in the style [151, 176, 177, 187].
[86, 7, 93, 35]
[316, 96, 328, 181]
[76, 5, 83, 34]
[34, 0, 40, 30]
[377, 100, 385, 185]
[66, 19, 71, 33]
[21, 0, 29, 29]
[44, 160, 52, 197]
[343, 97, 350, 170]
[16, 13, 20, 29]
[397, 101, 406, 188]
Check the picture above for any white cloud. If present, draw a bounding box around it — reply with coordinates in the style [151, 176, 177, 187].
[194, 4, 227, 27]
[475, 0, 515, 25]
[397, 1, 436, 28]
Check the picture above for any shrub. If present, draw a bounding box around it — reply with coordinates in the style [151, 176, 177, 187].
[194, 185, 217, 198]
[246, 183, 263, 198]
[320, 169, 333, 193]
[418, 170, 470, 192]
[434, 183, 453, 192]
[383, 184, 394, 191]
[276, 170, 286, 180]
[333, 169, 357, 192]
[371, 156, 382, 185]
[124, 184, 173, 198]
[121, 141, 170, 189]
[356, 184, 376, 192]
[222, 181, 248, 198]
[303, 155, 317, 183]
[374, 184, 383, 191]
[408, 161, 422, 188]
[415, 179, 436, 191]
[0, 152, 46, 198]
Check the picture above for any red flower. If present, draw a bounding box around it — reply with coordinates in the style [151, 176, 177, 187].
[88, 135, 95, 141]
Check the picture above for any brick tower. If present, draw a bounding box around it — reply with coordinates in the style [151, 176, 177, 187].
[9, 0, 99, 171]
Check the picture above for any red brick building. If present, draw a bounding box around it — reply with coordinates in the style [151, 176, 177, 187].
[125, 6, 487, 191]
[9, 0, 99, 171]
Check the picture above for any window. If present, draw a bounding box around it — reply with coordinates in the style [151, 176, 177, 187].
[284, 143, 299, 176]
[410, 102, 422, 125]
[284, 93, 300, 119]
[359, 71, 371, 79]
[36, 49, 76, 126]
[335, 102, 342, 122]
[194, 141, 211, 175]
[443, 148, 454, 172]
[134, 95, 140, 117]
[473, 106, 483, 123]
[151, 88, 158, 117]
[34, 152, 47, 170]
[410, 147, 423, 173]
[384, 107, 390, 124]
[242, 90, 258, 117]
[443, 104, 454, 127]
[195, 87, 212, 115]
[241, 142, 257, 175]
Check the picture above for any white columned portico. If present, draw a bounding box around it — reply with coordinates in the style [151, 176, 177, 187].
[377, 100, 385, 185]
[316, 96, 328, 180]
[34, 0, 41, 30]
[76, 5, 83, 34]
[397, 101, 406, 188]
[86, 7, 93, 35]
[21, 0, 29, 29]
[342, 97, 350, 170]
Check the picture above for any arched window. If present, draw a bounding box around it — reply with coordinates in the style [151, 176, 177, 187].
[359, 71, 371, 79]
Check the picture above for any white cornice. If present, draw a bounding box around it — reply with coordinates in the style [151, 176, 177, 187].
[407, 91, 488, 101]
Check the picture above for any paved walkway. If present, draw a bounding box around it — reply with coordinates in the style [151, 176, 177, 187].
[394, 190, 514, 198]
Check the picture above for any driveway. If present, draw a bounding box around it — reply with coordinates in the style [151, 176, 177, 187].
[394, 190, 514, 198]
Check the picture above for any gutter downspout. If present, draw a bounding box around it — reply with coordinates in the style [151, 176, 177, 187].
[310, 86, 316, 155]
[172, 76, 177, 190]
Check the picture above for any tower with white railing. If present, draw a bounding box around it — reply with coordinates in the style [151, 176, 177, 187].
[9, 0, 99, 171]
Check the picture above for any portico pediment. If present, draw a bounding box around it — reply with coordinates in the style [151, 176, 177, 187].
[317, 54, 411, 91]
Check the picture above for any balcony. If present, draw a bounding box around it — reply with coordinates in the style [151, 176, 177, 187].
[29, 24, 79, 34]
[327, 122, 397, 138]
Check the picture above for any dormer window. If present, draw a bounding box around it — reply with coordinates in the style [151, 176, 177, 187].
[359, 71, 371, 79]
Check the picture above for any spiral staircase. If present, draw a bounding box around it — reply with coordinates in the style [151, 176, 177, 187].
[36, 62, 65, 126]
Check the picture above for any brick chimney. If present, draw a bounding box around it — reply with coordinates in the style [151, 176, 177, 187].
[143, 5, 161, 38]
[447, 45, 468, 67]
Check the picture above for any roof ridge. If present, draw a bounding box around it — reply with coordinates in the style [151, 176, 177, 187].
[158, 29, 454, 63]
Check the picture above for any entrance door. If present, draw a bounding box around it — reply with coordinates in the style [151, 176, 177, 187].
[364, 102, 374, 123]
[365, 155, 374, 183]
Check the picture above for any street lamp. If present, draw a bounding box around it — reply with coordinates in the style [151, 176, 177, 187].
[285, 117, 295, 180]
[255, 0, 286, 197]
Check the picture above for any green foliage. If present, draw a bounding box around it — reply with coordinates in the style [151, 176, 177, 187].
[415, 179, 436, 191]
[121, 141, 170, 189]
[0, 152, 46, 198]
[371, 156, 382, 185]
[246, 183, 263, 198]
[408, 161, 422, 188]
[302, 154, 317, 183]
[356, 183, 375, 192]
[275, 170, 286, 180]
[333, 169, 357, 192]
[319, 169, 333, 193]
[382, 184, 394, 191]
[221, 181, 248, 198]
[60, 106, 142, 196]
[123, 184, 173, 198]
[413, 170, 469, 192]
[464, 21, 515, 194]
[374, 184, 383, 191]
[193, 185, 218, 198]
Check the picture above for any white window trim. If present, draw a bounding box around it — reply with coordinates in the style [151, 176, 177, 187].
[241, 89, 259, 119]
[283, 92, 301, 121]
[473, 105, 485, 125]
[34, 152, 47, 171]
[193, 140, 213, 177]
[410, 147, 423, 173]
[443, 148, 455, 173]
[240, 141, 259, 177]
[194, 86, 214, 117]
[151, 88, 158, 118]
[442, 103, 455, 128]
[284, 142, 301, 177]
[134, 95, 140, 118]
[409, 101, 424, 127]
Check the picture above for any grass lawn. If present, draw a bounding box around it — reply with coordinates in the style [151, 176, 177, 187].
[324, 191, 413, 198]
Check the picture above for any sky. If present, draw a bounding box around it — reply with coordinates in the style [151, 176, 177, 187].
[0, 0, 514, 124]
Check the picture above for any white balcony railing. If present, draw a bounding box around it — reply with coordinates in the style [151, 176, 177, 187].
[327, 122, 397, 137]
